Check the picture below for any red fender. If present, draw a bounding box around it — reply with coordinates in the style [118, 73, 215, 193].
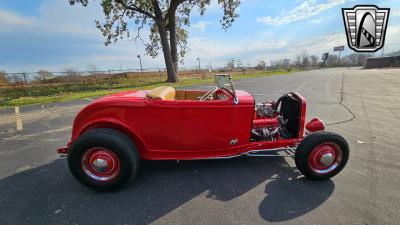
[305, 118, 325, 132]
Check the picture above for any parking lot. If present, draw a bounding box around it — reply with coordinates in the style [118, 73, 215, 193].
[1, 67, 400, 225]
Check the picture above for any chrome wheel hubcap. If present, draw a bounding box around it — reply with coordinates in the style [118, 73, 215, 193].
[309, 142, 342, 174]
[81, 148, 120, 181]
[92, 158, 108, 172]
[320, 153, 334, 166]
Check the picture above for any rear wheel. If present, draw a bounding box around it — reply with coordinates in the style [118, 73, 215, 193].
[67, 128, 140, 191]
[295, 131, 349, 180]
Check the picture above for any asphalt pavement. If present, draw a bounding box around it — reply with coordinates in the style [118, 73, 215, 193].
[0, 67, 399, 225]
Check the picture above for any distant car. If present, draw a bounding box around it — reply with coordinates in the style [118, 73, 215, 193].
[58, 74, 349, 191]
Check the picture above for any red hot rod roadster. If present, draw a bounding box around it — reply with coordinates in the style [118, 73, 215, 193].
[58, 74, 349, 190]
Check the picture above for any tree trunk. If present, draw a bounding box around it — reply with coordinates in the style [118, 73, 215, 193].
[153, 0, 177, 83]
[168, 11, 178, 74]
[158, 24, 177, 83]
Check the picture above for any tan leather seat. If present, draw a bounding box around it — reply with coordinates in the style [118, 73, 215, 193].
[146, 86, 176, 100]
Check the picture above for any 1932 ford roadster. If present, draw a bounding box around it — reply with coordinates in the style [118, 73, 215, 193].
[58, 75, 349, 191]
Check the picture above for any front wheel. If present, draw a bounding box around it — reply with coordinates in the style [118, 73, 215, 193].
[67, 128, 140, 191]
[295, 131, 349, 180]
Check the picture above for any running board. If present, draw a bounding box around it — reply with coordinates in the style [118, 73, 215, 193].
[204, 147, 297, 160]
[246, 147, 296, 157]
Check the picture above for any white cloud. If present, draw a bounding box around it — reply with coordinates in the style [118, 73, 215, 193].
[192, 21, 214, 32]
[386, 25, 400, 37]
[309, 13, 335, 24]
[184, 31, 348, 68]
[392, 8, 400, 17]
[187, 37, 287, 59]
[253, 40, 287, 49]
[35, 0, 102, 37]
[294, 33, 345, 52]
[257, 0, 346, 26]
[0, 10, 33, 27]
[383, 25, 400, 52]
[251, 32, 346, 64]
[0, 0, 103, 37]
[310, 17, 324, 24]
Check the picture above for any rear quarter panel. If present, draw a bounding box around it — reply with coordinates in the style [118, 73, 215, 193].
[71, 98, 183, 159]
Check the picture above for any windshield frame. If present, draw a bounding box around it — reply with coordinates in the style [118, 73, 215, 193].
[215, 74, 239, 104]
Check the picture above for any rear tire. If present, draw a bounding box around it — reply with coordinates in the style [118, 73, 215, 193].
[295, 131, 349, 180]
[67, 128, 140, 191]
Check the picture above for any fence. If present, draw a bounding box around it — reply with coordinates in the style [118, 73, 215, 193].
[0, 67, 261, 86]
[0, 68, 261, 100]
[0, 68, 166, 86]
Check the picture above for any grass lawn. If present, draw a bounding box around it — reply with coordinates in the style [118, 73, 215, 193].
[0, 70, 290, 108]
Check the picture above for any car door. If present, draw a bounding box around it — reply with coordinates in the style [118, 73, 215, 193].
[141, 99, 184, 152]
[180, 98, 234, 152]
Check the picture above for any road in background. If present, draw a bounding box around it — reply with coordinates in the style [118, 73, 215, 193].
[0, 67, 399, 225]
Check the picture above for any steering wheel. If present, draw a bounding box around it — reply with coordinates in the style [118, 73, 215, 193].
[199, 87, 219, 101]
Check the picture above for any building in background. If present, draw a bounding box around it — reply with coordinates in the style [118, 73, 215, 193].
[365, 51, 400, 69]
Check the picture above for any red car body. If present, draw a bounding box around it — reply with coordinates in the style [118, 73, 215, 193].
[58, 77, 348, 191]
[58, 89, 309, 159]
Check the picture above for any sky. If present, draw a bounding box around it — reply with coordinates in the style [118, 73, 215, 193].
[0, 0, 400, 73]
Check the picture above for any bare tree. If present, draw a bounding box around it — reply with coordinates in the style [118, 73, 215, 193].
[356, 53, 372, 66]
[206, 62, 212, 72]
[9, 74, 24, 84]
[0, 71, 9, 86]
[272, 59, 290, 69]
[65, 69, 81, 82]
[310, 55, 319, 67]
[294, 55, 302, 68]
[69, 0, 241, 83]
[227, 59, 235, 71]
[18, 72, 29, 83]
[88, 64, 98, 75]
[236, 59, 243, 69]
[36, 70, 54, 83]
[301, 51, 310, 68]
[256, 60, 266, 70]
[282, 59, 290, 68]
[327, 54, 339, 66]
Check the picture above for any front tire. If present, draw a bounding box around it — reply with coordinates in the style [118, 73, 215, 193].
[67, 128, 140, 191]
[295, 131, 349, 180]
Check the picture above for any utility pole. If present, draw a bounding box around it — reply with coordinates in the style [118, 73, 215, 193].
[380, 46, 385, 68]
[196, 58, 201, 71]
[137, 55, 143, 76]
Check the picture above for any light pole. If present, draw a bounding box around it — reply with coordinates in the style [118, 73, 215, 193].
[197, 57, 203, 79]
[196, 58, 201, 71]
[137, 55, 143, 76]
